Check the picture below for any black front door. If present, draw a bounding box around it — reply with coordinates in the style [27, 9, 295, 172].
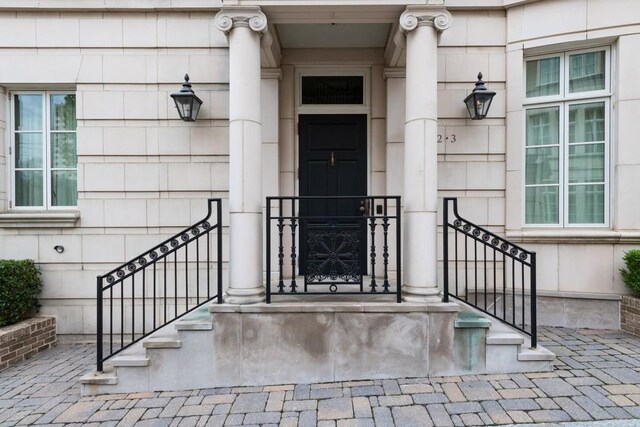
[298, 114, 368, 280]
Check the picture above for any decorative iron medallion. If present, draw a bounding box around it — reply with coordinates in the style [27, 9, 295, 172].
[306, 225, 360, 283]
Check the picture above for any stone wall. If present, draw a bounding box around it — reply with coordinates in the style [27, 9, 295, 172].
[504, 0, 640, 298]
[0, 317, 57, 372]
[0, 11, 231, 334]
[621, 296, 640, 337]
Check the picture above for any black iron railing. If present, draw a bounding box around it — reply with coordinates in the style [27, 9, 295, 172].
[96, 199, 223, 371]
[443, 197, 537, 348]
[266, 196, 401, 302]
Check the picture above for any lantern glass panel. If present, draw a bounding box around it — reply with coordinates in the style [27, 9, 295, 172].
[191, 99, 201, 121]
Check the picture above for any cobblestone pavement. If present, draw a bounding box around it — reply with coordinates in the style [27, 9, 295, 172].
[2, 327, 640, 426]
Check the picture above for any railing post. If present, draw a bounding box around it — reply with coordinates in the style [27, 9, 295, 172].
[530, 251, 537, 348]
[217, 199, 223, 304]
[266, 198, 271, 304]
[97, 276, 103, 372]
[443, 198, 450, 303]
[396, 196, 402, 303]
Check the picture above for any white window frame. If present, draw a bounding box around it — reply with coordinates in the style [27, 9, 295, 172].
[9, 90, 77, 211]
[296, 68, 370, 114]
[523, 47, 611, 227]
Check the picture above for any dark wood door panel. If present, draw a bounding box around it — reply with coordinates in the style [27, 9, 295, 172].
[298, 114, 367, 276]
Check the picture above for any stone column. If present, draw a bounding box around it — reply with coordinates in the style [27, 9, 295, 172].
[215, 7, 268, 303]
[399, 6, 452, 302]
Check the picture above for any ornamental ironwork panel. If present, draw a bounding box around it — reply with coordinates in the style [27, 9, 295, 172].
[306, 225, 361, 285]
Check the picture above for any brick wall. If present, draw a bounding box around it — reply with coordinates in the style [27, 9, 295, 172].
[0, 317, 56, 372]
[621, 296, 640, 337]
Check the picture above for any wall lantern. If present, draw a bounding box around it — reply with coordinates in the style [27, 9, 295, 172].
[463, 72, 496, 120]
[170, 74, 203, 122]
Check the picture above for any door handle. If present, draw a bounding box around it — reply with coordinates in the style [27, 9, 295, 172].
[359, 200, 369, 215]
[330, 152, 336, 167]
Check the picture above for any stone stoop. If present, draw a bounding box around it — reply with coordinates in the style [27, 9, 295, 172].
[451, 307, 555, 376]
[80, 301, 555, 396]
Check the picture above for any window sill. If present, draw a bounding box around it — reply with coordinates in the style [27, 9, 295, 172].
[0, 211, 80, 228]
[506, 229, 640, 244]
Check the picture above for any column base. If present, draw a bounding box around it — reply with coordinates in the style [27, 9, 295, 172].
[401, 285, 442, 303]
[224, 286, 266, 304]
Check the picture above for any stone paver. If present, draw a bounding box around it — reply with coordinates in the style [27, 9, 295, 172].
[3, 327, 640, 425]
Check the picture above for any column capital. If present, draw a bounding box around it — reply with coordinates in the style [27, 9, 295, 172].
[399, 6, 452, 33]
[214, 6, 268, 35]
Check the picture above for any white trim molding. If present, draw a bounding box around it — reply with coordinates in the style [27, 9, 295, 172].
[0, 211, 80, 228]
[383, 68, 405, 79]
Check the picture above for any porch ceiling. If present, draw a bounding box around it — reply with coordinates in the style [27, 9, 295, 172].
[276, 23, 391, 48]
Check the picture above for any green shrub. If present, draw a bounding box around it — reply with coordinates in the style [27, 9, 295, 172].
[0, 260, 42, 327]
[620, 249, 640, 294]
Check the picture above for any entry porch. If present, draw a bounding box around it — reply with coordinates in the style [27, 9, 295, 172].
[81, 2, 553, 395]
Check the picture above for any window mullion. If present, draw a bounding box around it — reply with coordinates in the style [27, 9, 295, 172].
[605, 97, 611, 226]
[44, 92, 51, 209]
[562, 102, 568, 227]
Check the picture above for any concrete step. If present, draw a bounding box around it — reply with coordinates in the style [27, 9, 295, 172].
[143, 335, 181, 349]
[107, 353, 150, 367]
[518, 346, 556, 362]
[79, 369, 118, 386]
[175, 320, 213, 331]
[176, 306, 214, 330]
[486, 332, 525, 345]
[453, 302, 555, 374]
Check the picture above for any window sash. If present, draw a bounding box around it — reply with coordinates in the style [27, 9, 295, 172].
[526, 56, 561, 98]
[523, 98, 609, 227]
[10, 91, 77, 210]
[563, 98, 609, 226]
[568, 50, 606, 94]
[524, 47, 610, 104]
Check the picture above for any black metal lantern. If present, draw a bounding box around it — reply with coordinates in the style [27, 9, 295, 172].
[464, 72, 496, 120]
[171, 74, 203, 122]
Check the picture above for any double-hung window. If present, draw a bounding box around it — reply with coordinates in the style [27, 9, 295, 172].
[11, 92, 77, 209]
[524, 47, 610, 226]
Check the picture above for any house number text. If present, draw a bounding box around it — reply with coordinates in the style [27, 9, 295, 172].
[437, 134, 457, 143]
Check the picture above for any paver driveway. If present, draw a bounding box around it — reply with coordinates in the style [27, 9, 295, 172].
[2, 327, 640, 426]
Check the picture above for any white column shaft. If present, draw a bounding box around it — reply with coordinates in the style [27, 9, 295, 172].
[403, 23, 439, 302]
[227, 24, 264, 303]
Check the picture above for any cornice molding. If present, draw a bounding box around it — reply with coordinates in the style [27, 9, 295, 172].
[214, 6, 268, 35]
[261, 68, 282, 80]
[383, 68, 405, 79]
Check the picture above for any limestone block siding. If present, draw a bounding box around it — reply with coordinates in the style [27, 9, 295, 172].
[0, 317, 57, 372]
[0, 10, 232, 334]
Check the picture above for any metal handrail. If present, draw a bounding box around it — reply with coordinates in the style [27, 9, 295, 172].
[96, 198, 223, 371]
[443, 197, 537, 348]
[266, 195, 402, 303]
